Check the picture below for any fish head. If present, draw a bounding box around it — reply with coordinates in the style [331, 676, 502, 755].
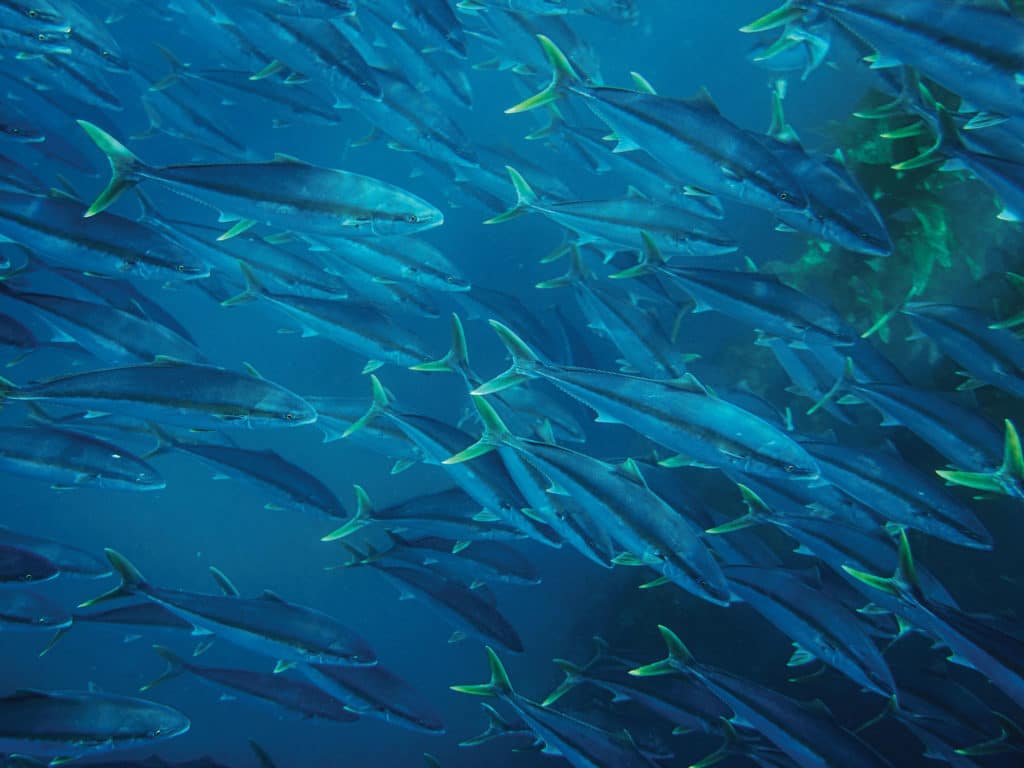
[256, 390, 318, 428]
[0, 122, 46, 143]
[359, 198, 445, 237]
[327, 628, 377, 666]
[115, 699, 190, 745]
[777, 456, 820, 481]
[129, 249, 209, 282]
[15, 0, 67, 27]
[131, 466, 166, 491]
[96, 46, 132, 75]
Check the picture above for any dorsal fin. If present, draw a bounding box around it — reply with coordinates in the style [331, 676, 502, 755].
[689, 86, 721, 114]
[271, 152, 306, 165]
[209, 566, 240, 597]
[151, 355, 191, 366]
[261, 590, 289, 604]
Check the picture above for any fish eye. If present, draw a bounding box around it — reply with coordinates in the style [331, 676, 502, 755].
[405, 214, 419, 223]
[23, 573, 33, 581]
[284, 412, 296, 421]
[37, 33, 48, 41]
[446, 276, 455, 284]
[783, 464, 798, 474]
[176, 264, 186, 273]
[778, 191, 790, 201]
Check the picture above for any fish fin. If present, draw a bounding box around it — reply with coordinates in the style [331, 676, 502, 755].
[787, 642, 817, 668]
[937, 419, 1023, 497]
[390, 458, 416, 474]
[542, 659, 584, 707]
[221, 261, 265, 307]
[76, 121, 146, 217]
[629, 71, 657, 94]
[807, 356, 854, 415]
[249, 59, 285, 81]
[638, 576, 671, 589]
[445, 397, 512, 464]
[471, 321, 540, 395]
[740, 4, 805, 33]
[459, 702, 518, 747]
[321, 485, 375, 542]
[217, 219, 258, 242]
[451, 646, 513, 697]
[506, 35, 580, 114]
[209, 566, 240, 597]
[342, 375, 391, 438]
[78, 549, 145, 607]
[247, 740, 278, 768]
[484, 167, 537, 225]
[629, 625, 693, 676]
[141, 644, 185, 691]
[609, 231, 665, 279]
[410, 313, 470, 375]
[273, 660, 297, 674]
[536, 244, 588, 290]
[192, 638, 215, 656]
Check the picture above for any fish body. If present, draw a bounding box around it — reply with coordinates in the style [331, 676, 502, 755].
[0, 426, 164, 491]
[78, 122, 443, 237]
[0, 689, 188, 761]
[0, 359, 316, 430]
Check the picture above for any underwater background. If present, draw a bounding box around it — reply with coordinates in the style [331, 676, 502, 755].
[2, 1, 1024, 766]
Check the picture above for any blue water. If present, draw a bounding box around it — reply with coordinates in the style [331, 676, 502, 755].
[2, 1, 1024, 766]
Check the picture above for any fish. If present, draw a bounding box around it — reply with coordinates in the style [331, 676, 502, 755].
[901, 301, 1024, 398]
[344, 377, 559, 547]
[0, 191, 210, 280]
[80, 549, 377, 667]
[338, 542, 524, 652]
[613, 235, 860, 350]
[0, 426, 164, 491]
[145, 425, 348, 522]
[0, 544, 59, 584]
[0, 526, 109, 578]
[844, 531, 1024, 710]
[747, 0, 1024, 123]
[453, 646, 660, 767]
[141, 645, 359, 724]
[301, 662, 446, 734]
[507, 36, 809, 217]
[382, 531, 542, 586]
[447, 397, 731, 604]
[321, 486, 527, 544]
[0, 358, 317, 430]
[723, 564, 896, 697]
[800, 440, 993, 549]
[77, 121, 444, 238]
[0, 689, 189, 763]
[630, 626, 895, 768]
[487, 167, 737, 259]
[0, 284, 205, 365]
[542, 639, 732, 735]
[473, 320, 819, 480]
[0, 590, 71, 632]
[222, 263, 433, 369]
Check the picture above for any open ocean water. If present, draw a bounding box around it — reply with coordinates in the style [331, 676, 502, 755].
[1, 1, 1024, 766]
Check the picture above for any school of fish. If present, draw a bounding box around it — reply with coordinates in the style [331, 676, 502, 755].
[1, 0, 1024, 766]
